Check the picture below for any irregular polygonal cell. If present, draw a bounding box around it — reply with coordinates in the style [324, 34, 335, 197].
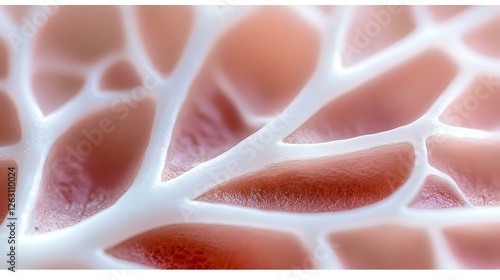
[0, 92, 22, 146]
[34, 98, 156, 233]
[342, 5, 415, 66]
[427, 136, 500, 206]
[285, 50, 457, 144]
[330, 224, 435, 269]
[197, 143, 414, 213]
[135, 6, 194, 76]
[0, 39, 8, 78]
[440, 75, 500, 130]
[409, 176, 466, 210]
[0, 161, 17, 224]
[100, 59, 142, 91]
[162, 73, 255, 181]
[35, 6, 124, 64]
[106, 224, 312, 269]
[444, 223, 500, 268]
[208, 6, 320, 115]
[427, 6, 470, 22]
[32, 71, 85, 115]
[465, 16, 500, 58]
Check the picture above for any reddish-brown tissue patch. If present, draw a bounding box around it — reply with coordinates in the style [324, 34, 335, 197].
[286, 51, 457, 144]
[163, 77, 254, 180]
[444, 223, 500, 268]
[330, 224, 435, 269]
[0, 161, 17, 224]
[32, 71, 85, 115]
[34, 98, 156, 233]
[135, 6, 194, 76]
[0, 92, 22, 146]
[409, 176, 466, 209]
[0, 39, 8, 79]
[427, 6, 470, 22]
[197, 143, 414, 213]
[465, 16, 500, 59]
[106, 224, 312, 269]
[35, 6, 125, 64]
[210, 7, 320, 115]
[100, 59, 142, 91]
[427, 136, 500, 206]
[440, 75, 500, 130]
[342, 5, 415, 66]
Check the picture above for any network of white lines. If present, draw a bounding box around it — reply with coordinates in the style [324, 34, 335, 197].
[0, 5, 499, 269]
